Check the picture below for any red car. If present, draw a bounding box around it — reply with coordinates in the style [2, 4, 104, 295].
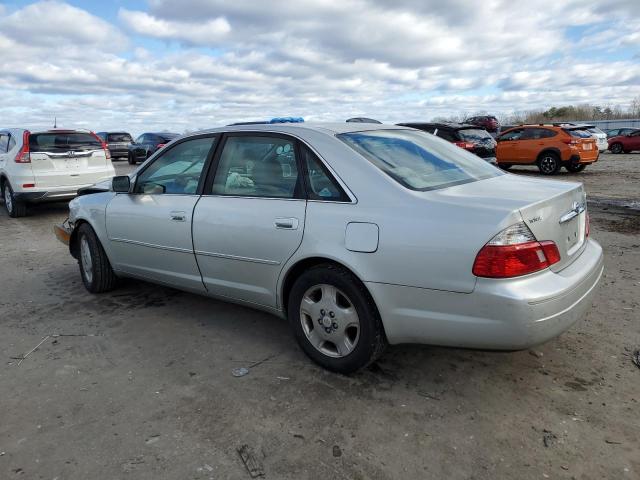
[465, 115, 500, 134]
[608, 130, 640, 153]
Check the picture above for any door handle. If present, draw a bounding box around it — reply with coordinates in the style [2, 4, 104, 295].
[170, 211, 186, 222]
[274, 217, 299, 230]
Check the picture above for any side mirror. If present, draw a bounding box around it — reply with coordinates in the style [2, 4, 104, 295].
[112, 175, 131, 193]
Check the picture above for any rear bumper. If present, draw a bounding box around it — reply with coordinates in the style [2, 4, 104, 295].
[109, 149, 129, 158]
[367, 238, 604, 349]
[570, 153, 599, 165]
[15, 190, 79, 203]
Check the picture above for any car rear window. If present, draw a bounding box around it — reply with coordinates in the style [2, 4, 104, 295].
[458, 128, 494, 142]
[29, 132, 102, 152]
[338, 129, 501, 191]
[565, 129, 592, 138]
[159, 133, 179, 142]
[107, 133, 132, 142]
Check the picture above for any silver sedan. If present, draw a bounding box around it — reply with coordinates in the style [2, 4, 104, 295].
[58, 123, 604, 373]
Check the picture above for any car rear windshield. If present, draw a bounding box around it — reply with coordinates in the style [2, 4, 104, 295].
[458, 128, 494, 142]
[565, 129, 592, 138]
[338, 129, 501, 191]
[107, 133, 132, 142]
[29, 132, 102, 152]
[159, 133, 179, 142]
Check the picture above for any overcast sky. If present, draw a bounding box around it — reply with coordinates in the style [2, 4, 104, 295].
[0, 0, 638, 135]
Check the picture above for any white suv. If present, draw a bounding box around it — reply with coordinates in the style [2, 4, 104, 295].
[0, 129, 115, 217]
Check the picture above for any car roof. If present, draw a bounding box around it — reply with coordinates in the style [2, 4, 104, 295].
[191, 122, 408, 137]
[398, 122, 479, 130]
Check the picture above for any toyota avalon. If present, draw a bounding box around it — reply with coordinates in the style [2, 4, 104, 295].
[55, 122, 603, 373]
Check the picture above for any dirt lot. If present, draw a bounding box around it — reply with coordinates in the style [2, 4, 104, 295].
[1, 153, 638, 479]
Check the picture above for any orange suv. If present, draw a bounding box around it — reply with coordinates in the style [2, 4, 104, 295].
[496, 125, 598, 174]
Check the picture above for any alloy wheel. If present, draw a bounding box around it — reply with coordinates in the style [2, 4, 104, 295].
[540, 155, 557, 174]
[299, 284, 360, 358]
[80, 236, 93, 284]
[4, 187, 13, 214]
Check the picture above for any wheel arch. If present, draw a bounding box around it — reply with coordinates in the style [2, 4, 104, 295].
[536, 147, 561, 162]
[279, 256, 380, 320]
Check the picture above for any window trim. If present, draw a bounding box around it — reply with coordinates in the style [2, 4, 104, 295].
[130, 133, 220, 196]
[298, 142, 350, 203]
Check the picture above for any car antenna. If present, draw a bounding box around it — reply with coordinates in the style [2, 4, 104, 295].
[53, 116, 57, 128]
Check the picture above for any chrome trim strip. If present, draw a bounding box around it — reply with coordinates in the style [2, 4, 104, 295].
[559, 203, 585, 224]
[110, 237, 193, 254]
[194, 250, 280, 265]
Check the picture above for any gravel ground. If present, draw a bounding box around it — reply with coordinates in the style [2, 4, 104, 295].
[0, 153, 638, 479]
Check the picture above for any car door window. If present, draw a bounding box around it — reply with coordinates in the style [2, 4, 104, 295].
[522, 128, 555, 140]
[500, 129, 524, 141]
[0, 134, 8, 152]
[211, 136, 301, 198]
[300, 145, 348, 201]
[436, 129, 456, 142]
[134, 137, 216, 195]
[7, 134, 16, 151]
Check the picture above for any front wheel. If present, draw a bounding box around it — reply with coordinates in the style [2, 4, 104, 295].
[566, 163, 586, 173]
[537, 153, 560, 175]
[127, 153, 136, 165]
[77, 224, 118, 293]
[498, 163, 512, 170]
[287, 264, 387, 374]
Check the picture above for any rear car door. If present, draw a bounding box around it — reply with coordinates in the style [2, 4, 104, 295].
[105, 135, 218, 291]
[192, 133, 307, 308]
[28, 131, 110, 188]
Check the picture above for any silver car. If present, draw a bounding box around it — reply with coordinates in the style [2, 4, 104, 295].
[58, 123, 604, 373]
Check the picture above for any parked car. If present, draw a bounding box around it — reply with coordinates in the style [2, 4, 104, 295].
[397, 122, 497, 164]
[465, 115, 500, 134]
[554, 124, 607, 152]
[56, 123, 603, 373]
[0, 128, 114, 217]
[605, 128, 639, 139]
[496, 125, 599, 174]
[346, 117, 382, 124]
[608, 129, 640, 154]
[96, 131, 133, 160]
[127, 132, 179, 164]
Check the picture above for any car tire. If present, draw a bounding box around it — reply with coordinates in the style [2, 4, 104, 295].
[127, 153, 136, 165]
[565, 163, 586, 173]
[498, 163, 512, 170]
[2, 181, 27, 218]
[537, 152, 560, 175]
[609, 143, 623, 154]
[287, 263, 387, 374]
[77, 223, 118, 293]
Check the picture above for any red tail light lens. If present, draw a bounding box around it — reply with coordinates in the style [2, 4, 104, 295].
[454, 141, 474, 150]
[473, 223, 561, 278]
[156, 143, 166, 149]
[90, 131, 111, 160]
[15, 131, 31, 163]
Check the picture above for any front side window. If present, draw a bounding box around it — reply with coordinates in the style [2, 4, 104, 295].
[135, 135, 144, 144]
[522, 128, 556, 140]
[339, 129, 501, 192]
[499, 128, 524, 141]
[134, 136, 216, 195]
[211, 136, 300, 198]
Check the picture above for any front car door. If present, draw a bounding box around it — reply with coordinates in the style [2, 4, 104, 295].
[105, 135, 218, 291]
[192, 133, 307, 308]
[496, 128, 524, 162]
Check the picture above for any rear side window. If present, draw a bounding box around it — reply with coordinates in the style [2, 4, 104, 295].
[0, 134, 8, 152]
[158, 134, 179, 143]
[300, 145, 349, 201]
[107, 133, 133, 142]
[29, 132, 102, 152]
[434, 129, 456, 142]
[339, 129, 501, 192]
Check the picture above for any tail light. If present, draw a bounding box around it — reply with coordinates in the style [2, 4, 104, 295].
[156, 143, 166, 149]
[15, 131, 31, 163]
[454, 141, 475, 150]
[562, 138, 579, 146]
[473, 222, 561, 278]
[585, 213, 590, 237]
[90, 132, 111, 160]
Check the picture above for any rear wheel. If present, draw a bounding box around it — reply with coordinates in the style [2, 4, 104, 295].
[609, 143, 623, 154]
[566, 163, 586, 173]
[77, 223, 118, 293]
[287, 264, 387, 374]
[2, 181, 27, 218]
[127, 152, 136, 165]
[537, 152, 560, 175]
